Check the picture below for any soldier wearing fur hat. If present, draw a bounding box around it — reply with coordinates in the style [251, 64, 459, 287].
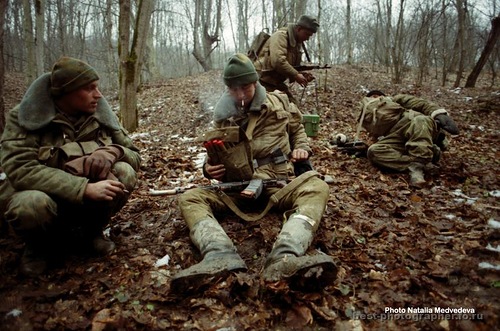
[254, 15, 320, 104]
[358, 90, 459, 187]
[0, 57, 141, 276]
[172, 53, 336, 292]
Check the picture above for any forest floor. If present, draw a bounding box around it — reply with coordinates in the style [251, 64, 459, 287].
[0, 65, 499, 331]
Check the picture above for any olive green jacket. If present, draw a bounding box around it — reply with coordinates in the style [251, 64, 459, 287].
[210, 83, 310, 180]
[0, 73, 141, 208]
[254, 24, 303, 86]
[359, 94, 447, 138]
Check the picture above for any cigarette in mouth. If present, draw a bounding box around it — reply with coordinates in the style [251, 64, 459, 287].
[241, 100, 244, 107]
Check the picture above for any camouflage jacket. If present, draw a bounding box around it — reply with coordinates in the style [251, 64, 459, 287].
[358, 94, 447, 138]
[0, 73, 141, 207]
[210, 83, 310, 180]
[253, 24, 303, 86]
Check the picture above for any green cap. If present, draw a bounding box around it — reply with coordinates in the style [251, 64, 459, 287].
[50, 57, 99, 96]
[223, 53, 259, 87]
[297, 15, 319, 33]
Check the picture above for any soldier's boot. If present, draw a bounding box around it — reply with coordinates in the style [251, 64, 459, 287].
[262, 214, 337, 287]
[171, 218, 247, 291]
[19, 241, 48, 277]
[432, 144, 442, 164]
[84, 218, 115, 256]
[408, 162, 426, 188]
[92, 234, 116, 256]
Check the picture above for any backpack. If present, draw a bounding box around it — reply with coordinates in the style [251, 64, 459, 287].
[247, 29, 270, 61]
[358, 96, 405, 137]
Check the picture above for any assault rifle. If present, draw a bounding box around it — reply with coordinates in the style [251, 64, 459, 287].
[334, 140, 368, 158]
[294, 64, 331, 71]
[149, 174, 335, 197]
[149, 178, 289, 199]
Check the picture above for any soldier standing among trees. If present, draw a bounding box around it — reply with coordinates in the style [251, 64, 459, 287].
[172, 53, 337, 291]
[253, 15, 320, 104]
[0, 57, 141, 276]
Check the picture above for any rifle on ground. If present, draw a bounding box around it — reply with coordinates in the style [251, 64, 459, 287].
[149, 178, 289, 198]
[294, 64, 331, 71]
[149, 173, 335, 197]
[334, 140, 368, 157]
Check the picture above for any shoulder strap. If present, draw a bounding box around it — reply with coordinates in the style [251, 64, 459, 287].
[245, 112, 259, 141]
[302, 43, 311, 62]
[218, 170, 320, 222]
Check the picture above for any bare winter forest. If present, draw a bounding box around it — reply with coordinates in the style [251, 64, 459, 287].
[0, 64, 499, 330]
[0, 0, 499, 330]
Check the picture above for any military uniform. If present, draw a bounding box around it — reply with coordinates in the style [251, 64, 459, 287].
[172, 54, 336, 291]
[359, 93, 458, 186]
[254, 15, 319, 104]
[180, 84, 328, 228]
[0, 58, 141, 275]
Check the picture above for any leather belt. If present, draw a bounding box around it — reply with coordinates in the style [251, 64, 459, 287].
[253, 147, 288, 168]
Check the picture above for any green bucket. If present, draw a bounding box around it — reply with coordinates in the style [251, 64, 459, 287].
[302, 114, 320, 137]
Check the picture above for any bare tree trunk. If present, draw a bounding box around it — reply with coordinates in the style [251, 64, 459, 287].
[104, 0, 116, 86]
[35, 0, 44, 77]
[118, 0, 155, 132]
[22, 0, 36, 84]
[317, 0, 322, 64]
[346, 0, 352, 65]
[391, 0, 405, 83]
[191, 0, 221, 71]
[453, 0, 467, 87]
[441, 0, 448, 86]
[465, 15, 500, 88]
[237, 0, 248, 51]
[0, 0, 8, 133]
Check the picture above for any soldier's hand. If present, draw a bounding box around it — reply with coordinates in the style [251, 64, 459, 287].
[435, 114, 459, 135]
[205, 163, 226, 181]
[84, 180, 127, 201]
[290, 149, 309, 162]
[83, 146, 123, 180]
[295, 73, 309, 87]
[303, 72, 315, 82]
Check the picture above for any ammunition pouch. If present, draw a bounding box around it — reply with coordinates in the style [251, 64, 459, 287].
[197, 126, 254, 181]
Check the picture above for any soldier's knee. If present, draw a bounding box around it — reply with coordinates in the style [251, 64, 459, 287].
[367, 144, 379, 161]
[113, 162, 138, 191]
[301, 177, 329, 199]
[178, 188, 205, 209]
[5, 190, 56, 232]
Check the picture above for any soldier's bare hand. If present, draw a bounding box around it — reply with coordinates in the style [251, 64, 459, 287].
[295, 73, 309, 87]
[290, 149, 309, 162]
[205, 163, 226, 181]
[303, 72, 315, 82]
[84, 180, 127, 201]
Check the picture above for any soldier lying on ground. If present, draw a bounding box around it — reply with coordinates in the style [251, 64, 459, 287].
[357, 90, 459, 187]
[0, 57, 141, 276]
[172, 53, 337, 291]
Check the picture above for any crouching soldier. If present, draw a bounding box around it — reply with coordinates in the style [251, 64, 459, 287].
[0, 57, 141, 276]
[358, 90, 459, 187]
[173, 53, 337, 291]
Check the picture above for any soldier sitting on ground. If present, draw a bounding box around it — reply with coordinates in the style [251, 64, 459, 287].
[0, 57, 141, 276]
[356, 90, 459, 187]
[172, 53, 337, 291]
